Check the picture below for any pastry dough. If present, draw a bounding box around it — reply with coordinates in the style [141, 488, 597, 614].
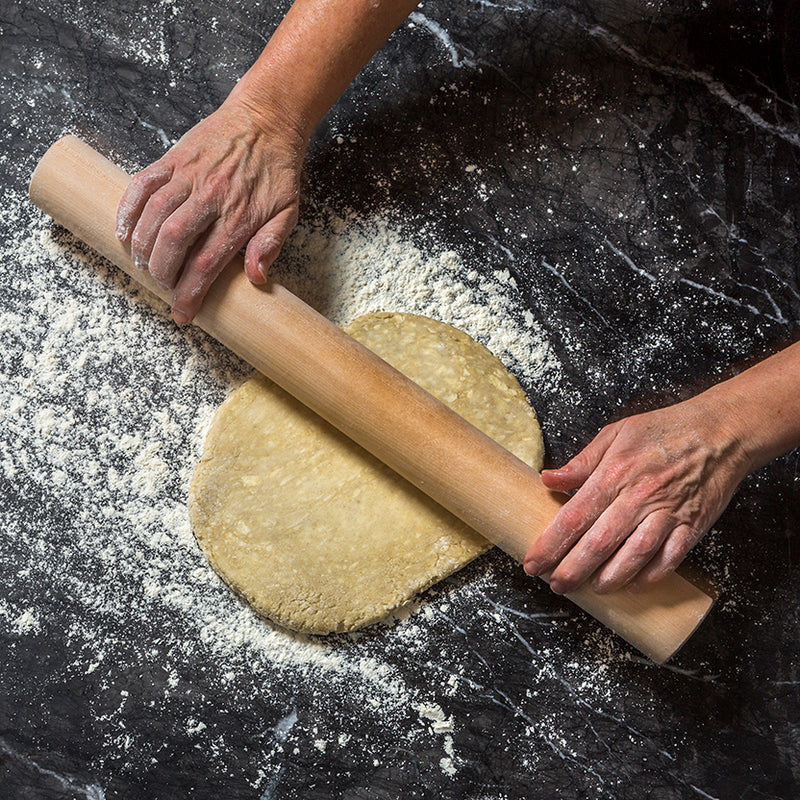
[189, 312, 544, 633]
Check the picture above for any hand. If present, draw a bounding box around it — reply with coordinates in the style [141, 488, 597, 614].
[115, 98, 306, 323]
[524, 397, 752, 595]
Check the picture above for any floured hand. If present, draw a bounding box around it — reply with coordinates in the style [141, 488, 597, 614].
[524, 397, 752, 595]
[115, 100, 305, 324]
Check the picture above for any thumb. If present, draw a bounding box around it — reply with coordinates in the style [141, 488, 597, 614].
[541, 424, 618, 491]
[244, 206, 298, 284]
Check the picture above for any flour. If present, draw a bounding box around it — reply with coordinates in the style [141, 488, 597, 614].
[415, 702, 455, 734]
[273, 208, 559, 388]
[440, 734, 457, 776]
[12, 609, 41, 636]
[0, 177, 643, 788]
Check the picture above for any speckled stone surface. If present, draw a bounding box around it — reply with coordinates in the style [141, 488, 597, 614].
[2, 1, 800, 798]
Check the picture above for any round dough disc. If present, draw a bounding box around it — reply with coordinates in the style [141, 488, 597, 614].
[189, 312, 544, 634]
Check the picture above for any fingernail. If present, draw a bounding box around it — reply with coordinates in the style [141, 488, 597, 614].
[172, 309, 190, 326]
[116, 222, 128, 241]
[549, 579, 565, 595]
[523, 558, 540, 576]
[134, 256, 147, 271]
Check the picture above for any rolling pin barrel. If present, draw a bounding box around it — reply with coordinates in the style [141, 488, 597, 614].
[29, 135, 713, 663]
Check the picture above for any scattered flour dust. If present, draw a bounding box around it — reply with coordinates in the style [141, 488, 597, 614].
[274, 207, 558, 384]
[0, 182, 626, 785]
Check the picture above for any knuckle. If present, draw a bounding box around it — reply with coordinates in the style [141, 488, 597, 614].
[146, 192, 170, 218]
[194, 185, 219, 211]
[207, 171, 227, 191]
[558, 505, 585, 532]
[191, 254, 224, 281]
[599, 421, 623, 444]
[685, 525, 705, 547]
[224, 217, 252, 245]
[130, 231, 149, 254]
[553, 566, 580, 590]
[129, 171, 150, 191]
[257, 231, 283, 255]
[661, 555, 681, 574]
[585, 528, 615, 558]
[148, 258, 173, 283]
[260, 228, 282, 246]
[173, 288, 201, 314]
[201, 175, 228, 203]
[600, 422, 620, 437]
[149, 263, 178, 289]
[159, 217, 185, 246]
[630, 533, 659, 559]
[633, 476, 658, 500]
[602, 461, 629, 486]
[135, 164, 165, 189]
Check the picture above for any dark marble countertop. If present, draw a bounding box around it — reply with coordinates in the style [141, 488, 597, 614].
[2, 1, 800, 798]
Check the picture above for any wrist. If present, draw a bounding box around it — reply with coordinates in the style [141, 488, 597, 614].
[224, 12, 336, 144]
[678, 391, 755, 480]
[223, 73, 312, 153]
[697, 375, 787, 476]
[222, 47, 318, 153]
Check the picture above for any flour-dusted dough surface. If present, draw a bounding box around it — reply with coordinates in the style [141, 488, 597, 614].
[189, 312, 544, 634]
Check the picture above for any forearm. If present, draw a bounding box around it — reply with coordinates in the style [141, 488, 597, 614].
[226, 0, 421, 140]
[702, 338, 800, 473]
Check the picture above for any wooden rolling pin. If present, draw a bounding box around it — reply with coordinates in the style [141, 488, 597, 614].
[29, 135, 714, 663]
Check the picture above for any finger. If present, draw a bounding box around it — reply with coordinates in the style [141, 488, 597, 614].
[147, 201, 217, 291]
[130, 184, 192, 276]
[547, 495, 643, 594]
[590, 510, 674, 594]
[540, 425, 619, 492]
[243, 206, 298, 284]
[116, 163, 173, 242]
[169, 223, 247, 324]
[524, 472, 618, 577]
[627, 523, 702, 591]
